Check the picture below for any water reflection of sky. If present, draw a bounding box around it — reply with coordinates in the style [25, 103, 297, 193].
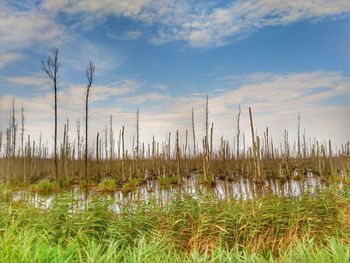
[11, 172, 333, 213]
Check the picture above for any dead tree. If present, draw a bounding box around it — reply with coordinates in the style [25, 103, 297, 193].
[204, 96, 209, 179]
[21, 104, 25, 158]
[192, 107, 196, 157]
[109, 115, 113, 160]
[249, 107, 262, 182]
[42, 48, 59, 182]
[236, 105, 241, 159]
[85, 61, 95, 187]
[297, 113, 301, 158]
[76, 118, 81, 160]
[136, 108, 140, 158]
[10, 98, 18, 158]
[205, 96, 209, 154]
[0, 130, 2, 155]
[176, 130, 181, 181]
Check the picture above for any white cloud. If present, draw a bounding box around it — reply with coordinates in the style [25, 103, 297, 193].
[0, 3, 67, 53]
[61, 79, 141, 109]
[1, 0, 348, 53]
[61, 40, 126, 73]
[1, 70, 348, 154]
[120, 92, 169, 104]
[5, 75, 50, 87]
[160, 0, 350, 47]
[0, 53, 22, 69]
[152, 84, 169, 91]
[108, 31, 142, 41]
[41, 0, 350, 47]
[43, 0, 151, 17]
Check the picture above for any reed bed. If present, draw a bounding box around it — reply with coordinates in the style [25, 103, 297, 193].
[0, 186, 349, 262]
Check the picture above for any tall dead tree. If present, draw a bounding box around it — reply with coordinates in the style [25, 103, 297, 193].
[42, 48, 59, 181]
[205, 96, 209, 154]
[297, 113, 301, 158]
[85, 61, 95, 187]
[96, 132, 100, 180]
[21, 104, 25, 158]
[236, 105, 241, 159]
[109, 115, 113, 160]
[192, 107, 196, 157]
[136, 108, 140, 158]
[10, 98, 18, 158]
[249, 107, 261, 181]
[204, 96, 210, 179]
[76, 118, 81, 160]
[0, 131, 2, 155]
[176, 130, 181, 181]
[121, 126, 125, 181]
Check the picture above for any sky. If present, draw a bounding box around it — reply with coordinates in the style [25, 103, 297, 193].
[0, 0, 349, 153]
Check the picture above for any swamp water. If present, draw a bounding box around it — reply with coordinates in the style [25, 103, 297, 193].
[10, 173, 329, 212]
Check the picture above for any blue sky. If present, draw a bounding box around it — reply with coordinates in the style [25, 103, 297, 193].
[0, 0, 349, 151]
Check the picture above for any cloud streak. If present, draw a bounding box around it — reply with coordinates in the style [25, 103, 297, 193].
[42, 0, 350, 47]
[0, 53, 22, 69]
[0, 0, 348, 68]
[1, 71, 349, 152]
[0, 2, 67, 52]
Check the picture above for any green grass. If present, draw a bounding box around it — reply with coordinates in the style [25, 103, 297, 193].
[0, 186, 349, 262]
[121, 178, 146, 193]
[158, 176, 179, 187]
[98, 179, 117, 192]
[198, 175, 216, 187]
[29, 179, 60, 194]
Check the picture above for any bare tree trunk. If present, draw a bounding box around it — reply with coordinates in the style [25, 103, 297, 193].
[249, 107, 261, 181]
[136, 108, 139, 158]
[236, 105, 241, 159]
[96, 132, 100, 180]
[21, 105, 24, 158]
[85, 61, 95, 191]
[192, 107, 196, 157]
[205, 96, 209, 155]
[204, 96, 209, 180]
[109, 115, 113, 160]
[11, 98, 17, 158]
[77, 118, 81, 160]
[118, 129, 121, 160]
[42, 48, 59, 184]
[176, 130, 181, 182]
[0, 131, 2, 156]
[122, 126, 125, 181]
[297, 113, 301, 158]
[136, 109, 140, 178]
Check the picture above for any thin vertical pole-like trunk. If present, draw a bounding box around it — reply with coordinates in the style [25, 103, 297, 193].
[249, 107, 261, 181]
[42, 48, 59, 183]
[236, 105, 241, 160]
[109, 115, 113, 160]
[136, 108, 139, 158]
[176, 130, 181, 182]
[192, 107, 196, 157]
[96, 132, 100, 180]
[297, 113, 301, 158]
[204, 96, 209, 180]
[85, 61, 95, 191]
[122, 126, 125, 181]
[21, 105, 24, 158]
[77, 118, 81, 160]
[11, 98, 17, 158]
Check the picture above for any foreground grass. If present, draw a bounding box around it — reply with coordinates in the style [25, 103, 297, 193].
[0, 186, 349, 262]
